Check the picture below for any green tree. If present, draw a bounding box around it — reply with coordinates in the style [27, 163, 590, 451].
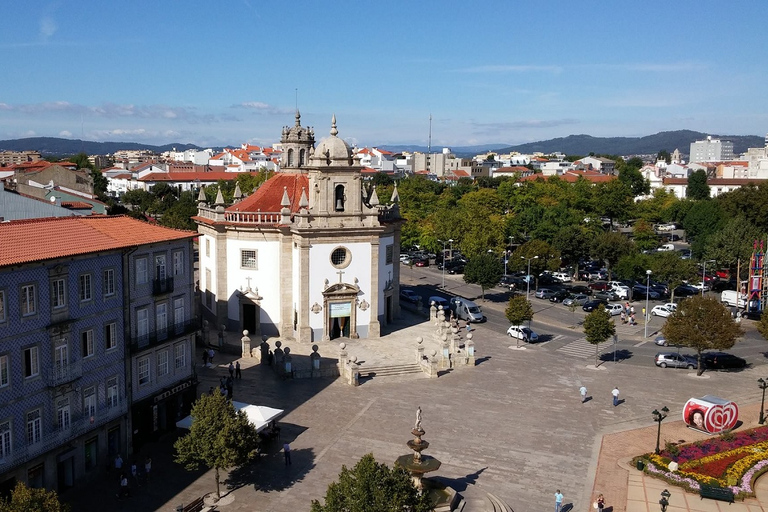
[593, 180, 634, 228]
[650, 252, 697, 301]
[310, 453, 434, 512]
[159, 191, 198, 231]
[631, 219, 658, 253]
[757, 311, 768, 342]
[505, 295, 534, 348]
[657, 150, 671, 164]
[463, 252, 503, 301]
[591, 231, 635, 280]
[90, 168, 109, 200]
[121, 189, 154, 217]
[687, 169, 710, 200]
[0, 482, 69, 512]
[614, 253, 654, 282]
[67, 152, 94, 171]
[682, 200, 726, 257]
[703, 216, 765, 271]
[661, 296, 744, 375]
[583, 305, 616, 368]
[618, 166, 650, 196]
[174, 391, 260, 499]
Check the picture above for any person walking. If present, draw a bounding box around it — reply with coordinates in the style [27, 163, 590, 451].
[620, 310, 626, 324]
[117, 473, 129, 499]
[228, 362, 235, 378]
[130, 461, 140, 487]
[226, 376, 234, 400]
[235, 361, 242, 379]
[555, 489, 564, 512]
[114, 453, 123, 472]
[202, 350, 208, 366]
[612, 386, 620, 407]
[208, 348, 215, 365]
[283, 442, 292, 466]
[579, 386, 587, 403]
[596, 493, 605, 512]
[144, 456, 152, 483]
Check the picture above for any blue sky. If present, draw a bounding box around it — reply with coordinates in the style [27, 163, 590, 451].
[1, 0, 766, 149]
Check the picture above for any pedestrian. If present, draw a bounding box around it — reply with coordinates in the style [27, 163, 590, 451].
[620, 310, 626, 324]
[630, 312, 636, 326]
[208, 386, 215, 395]
[208, 348, 215, 365]
[114, 453, 123, 472]
[596, 493, 605, 512]
[612, 386, 620, 407]
[228, 362, 235, 378]
[226, 376, 234, 399]
[235, 361, 242, 379]
[579, 385, 587, 403]
[117, 473, 129, 499]
[144, 456, 152, 483]
[130, 461, 140, 487]
[283, 442, 292, 466]
[630, 305, 635, 316]
[220, 376, 226, 389]
[555, 489, 564, 512]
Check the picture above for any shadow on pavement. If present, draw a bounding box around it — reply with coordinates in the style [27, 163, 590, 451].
[431, 466, 487, 492]
[601, 349, 634, 362]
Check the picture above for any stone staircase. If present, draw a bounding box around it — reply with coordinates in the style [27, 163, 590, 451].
[486, 493, 513, 512]
[358, 362, 424, 380]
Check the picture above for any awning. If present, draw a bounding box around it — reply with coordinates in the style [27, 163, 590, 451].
[176, 401, 283, 433]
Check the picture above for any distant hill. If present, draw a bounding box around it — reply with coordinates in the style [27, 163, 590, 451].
[0, 137, 202, 156]
[496, 130, 765, 157]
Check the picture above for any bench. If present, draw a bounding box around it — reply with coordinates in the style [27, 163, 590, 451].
[180, 496, 205, 512]
[700, 484, 734, 503]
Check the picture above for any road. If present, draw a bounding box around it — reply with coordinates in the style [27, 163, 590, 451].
[401, 264, 768, 370]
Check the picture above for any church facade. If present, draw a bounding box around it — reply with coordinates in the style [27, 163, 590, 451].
[194, 113, 403, 343]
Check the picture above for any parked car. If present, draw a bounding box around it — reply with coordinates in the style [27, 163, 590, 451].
[538, 274, 563, 286]
[656, 223, 677, 232]
[663, 302, 677, 311]
[506, 325, 539, 343]
[582, 299, 608, 312]
[716, 269, 731, 279]
[414, 258, 429, 267]
[702, 352, 747, 370]
[568, 285, 592, 296]
[535, 288, 557, 299]
[427, 296, 451, 316]
[655, 352, 697, 369]
[400, 289, 421, 304]
[654, 335, 668, 346]
[633, 284, 660, 300]
[594, 290, 621, 302]
[651, 305, 674, 317]
[588, 281, 610, 292]
[549, 290, 572, 303]
[689, 281, 710, 292]
[563, 294, 589, 306]
[674, 285, 698, 297]
[552, 272, 571, 283]
[605, 303, 624, 316]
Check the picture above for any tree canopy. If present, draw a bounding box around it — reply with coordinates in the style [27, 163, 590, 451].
[583, 305, 616, 368]
[0, 482, 69, 512]
[687, 169, 710, 200]
[505, 295, 534, 348]
[463, 252, 503, 301]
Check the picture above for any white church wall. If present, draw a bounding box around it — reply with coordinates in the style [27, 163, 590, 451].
[292, 241, 300, 338]
[200, 234, 217, 311]
[225, 237, 282, 331]
[378, 235, 395, 318]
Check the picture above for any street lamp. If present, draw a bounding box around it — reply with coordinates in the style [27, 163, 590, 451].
[522, 255, 539, 298]
[659, 489, 671, 512]
[644, 269, 652, 338]
[437, 238, 454, 289]
[652, 406, 670, 454]
[701, 259, 716, 296]
[759, 378, 768, 424]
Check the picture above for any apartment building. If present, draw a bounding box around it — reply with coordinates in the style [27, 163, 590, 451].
[689, 136, 735, 163]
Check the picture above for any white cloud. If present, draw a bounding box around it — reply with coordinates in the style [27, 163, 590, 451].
[231, 101, 292, 115]
[0, 101, 227, 124]
[59, 130, 72, 137]
[457, 64, 563, 74]
[39, 16, 57, 41]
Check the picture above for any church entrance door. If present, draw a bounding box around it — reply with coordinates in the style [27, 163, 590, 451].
[329, 302, 352, 340]
[242, 304, 257, 334]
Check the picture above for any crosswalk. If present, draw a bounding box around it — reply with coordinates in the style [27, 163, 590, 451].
[557, 337, 605, 359]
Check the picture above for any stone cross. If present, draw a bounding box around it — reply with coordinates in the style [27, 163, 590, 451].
[336, 269, 345, 283]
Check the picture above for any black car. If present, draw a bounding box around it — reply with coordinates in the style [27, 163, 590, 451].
[582, 299, 608, 312]
[673, 285, 698, 297]
[549, 290, 572, 303]
[538, 274, 563, 286]
[702, 352, 747, 370]
[568, 285, 593, 296]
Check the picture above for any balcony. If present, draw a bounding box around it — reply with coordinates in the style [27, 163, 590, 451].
[129, 319, 198, 354]
[152, 277, 174, 295]
[45, 359, 82, 387]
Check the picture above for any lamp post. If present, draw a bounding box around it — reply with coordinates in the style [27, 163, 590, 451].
[438, 238, 454, 289]
[522, 256, 539, 298]
[759, 378, 768, 424]
[659, 489, 671, 512]
[644, 269, 652, 338]
[652, 406, 669, 454]
[701, 259, 716, 296]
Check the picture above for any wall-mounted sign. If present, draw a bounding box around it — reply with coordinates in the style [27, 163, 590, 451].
[330, 302, 351, 318]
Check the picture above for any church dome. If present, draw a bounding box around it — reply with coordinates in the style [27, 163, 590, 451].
[310, 115, 356, 167]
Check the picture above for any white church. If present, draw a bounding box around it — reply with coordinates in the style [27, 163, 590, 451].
[195, 112, 403, 343]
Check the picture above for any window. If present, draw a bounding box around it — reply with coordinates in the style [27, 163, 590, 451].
[330, 247, 350, 268]
[174, 298, 185, 334]
[205, 239, 210, 257]
[138, 357, 150, 386]
[385, 245, 394, 265]
[107, 377, 119, 408]
[23, 347, 39, 378]
[21, 284, 36, 316]
[173, 251, 184, 276]
[137, 308, 148, 339]
[84, 388, 96, 419]
[240, 249, 258, 269]
[57, 398, 70, 431]
[52, 279, 66, 309]
[79, 274, 92, 302]
[0, 355, 7, 387]
[0, 421, 10, 460]
[105, 322, 117, 350]
[103, 269, 115, 297]
[174, 343, 186, 370]
[334, 184, 345, 211]
[0, 290, 5, 322]
[136, 258, 148, 285]
[155, 255, 166, 281]
[81, 330, 94, 358]
[156, 304, 167, 339]
[26, 410, 41, 445]
[158, 350, 169, 377]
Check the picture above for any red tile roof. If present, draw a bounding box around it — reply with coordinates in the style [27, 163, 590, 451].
[61, 201, 93, 209]
[226, 173, 309, 214]
[0, 216, 196, 267]
[139, 171, 254, 182]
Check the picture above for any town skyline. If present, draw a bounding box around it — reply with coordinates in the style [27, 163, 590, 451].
[2, 0, 767, 148]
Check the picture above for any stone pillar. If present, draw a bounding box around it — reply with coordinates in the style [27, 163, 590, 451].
[273, 341, 284, 375]
[284, 347, 292, 377]
[428, 350, 438, 378]
[415, 337, 424, 365]
[241, 330, 252, 358]
[466, 332, 475, 366]
[440, 334, 451, 369]
[338, 342, 348, 376]
[258, 336, 270, 364]
[349, 356, 359, 386]
[310, 344, 321, 373]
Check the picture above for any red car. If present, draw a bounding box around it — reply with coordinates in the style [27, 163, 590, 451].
[588, 281, 610, 291]
[414, 258, 429, 267]
[716, 269, 730, 279]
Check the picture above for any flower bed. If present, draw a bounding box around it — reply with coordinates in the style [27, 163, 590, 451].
[637, 426, 768, 500]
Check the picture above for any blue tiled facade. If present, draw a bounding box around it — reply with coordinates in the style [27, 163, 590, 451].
[0, 252, 127, 491]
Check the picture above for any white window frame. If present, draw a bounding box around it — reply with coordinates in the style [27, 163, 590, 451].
[79, 274, 92, 302]
[138, 357, 150, 386]
[107, 377, 119, 408]
[0, 421, 11, 460]
[82, 330, 94, 358]
[158, 350, 169, 377]
[136, 257, 148, 285]
[137, 308, 148, 339]
[156, 303, 168, 338]
[105, 322, 117, 350]
[0, 290, 5, 323]
[21, 284, 36, 317]
[155, 254, 167, 281]
[26, 410, 41, 445]
[0, 355, 8, 388]
[57, 398, 71, 431]
[174, 343, 186, 370]
[52, 279, 66, 309]
[23, 347, 39, 379]
[174, 298, 184, 334]
[173, 251, 184, 276]
[103, 268, 115, 297]
[205, 238, 210, 257]
[84, 388, 96, 419]
[240, 249, 258, 269]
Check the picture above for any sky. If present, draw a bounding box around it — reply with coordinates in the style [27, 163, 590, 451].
[1, 1, 767, 149]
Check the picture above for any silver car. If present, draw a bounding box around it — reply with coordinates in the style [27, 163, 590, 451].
[535, 288, 556, 299]
[654, 352, 697, 369]
[563, 294, 589, 306]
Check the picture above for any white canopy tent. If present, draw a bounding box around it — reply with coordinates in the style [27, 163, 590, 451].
[176, 401, 283, 433]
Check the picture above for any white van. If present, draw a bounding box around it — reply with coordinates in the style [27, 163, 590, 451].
[450, 297, 485, 322]
[658, 243, 675, 252]
[721, 290, 747, 308]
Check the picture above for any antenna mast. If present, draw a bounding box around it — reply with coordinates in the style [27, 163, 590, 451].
[427, 114, 432, 173]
